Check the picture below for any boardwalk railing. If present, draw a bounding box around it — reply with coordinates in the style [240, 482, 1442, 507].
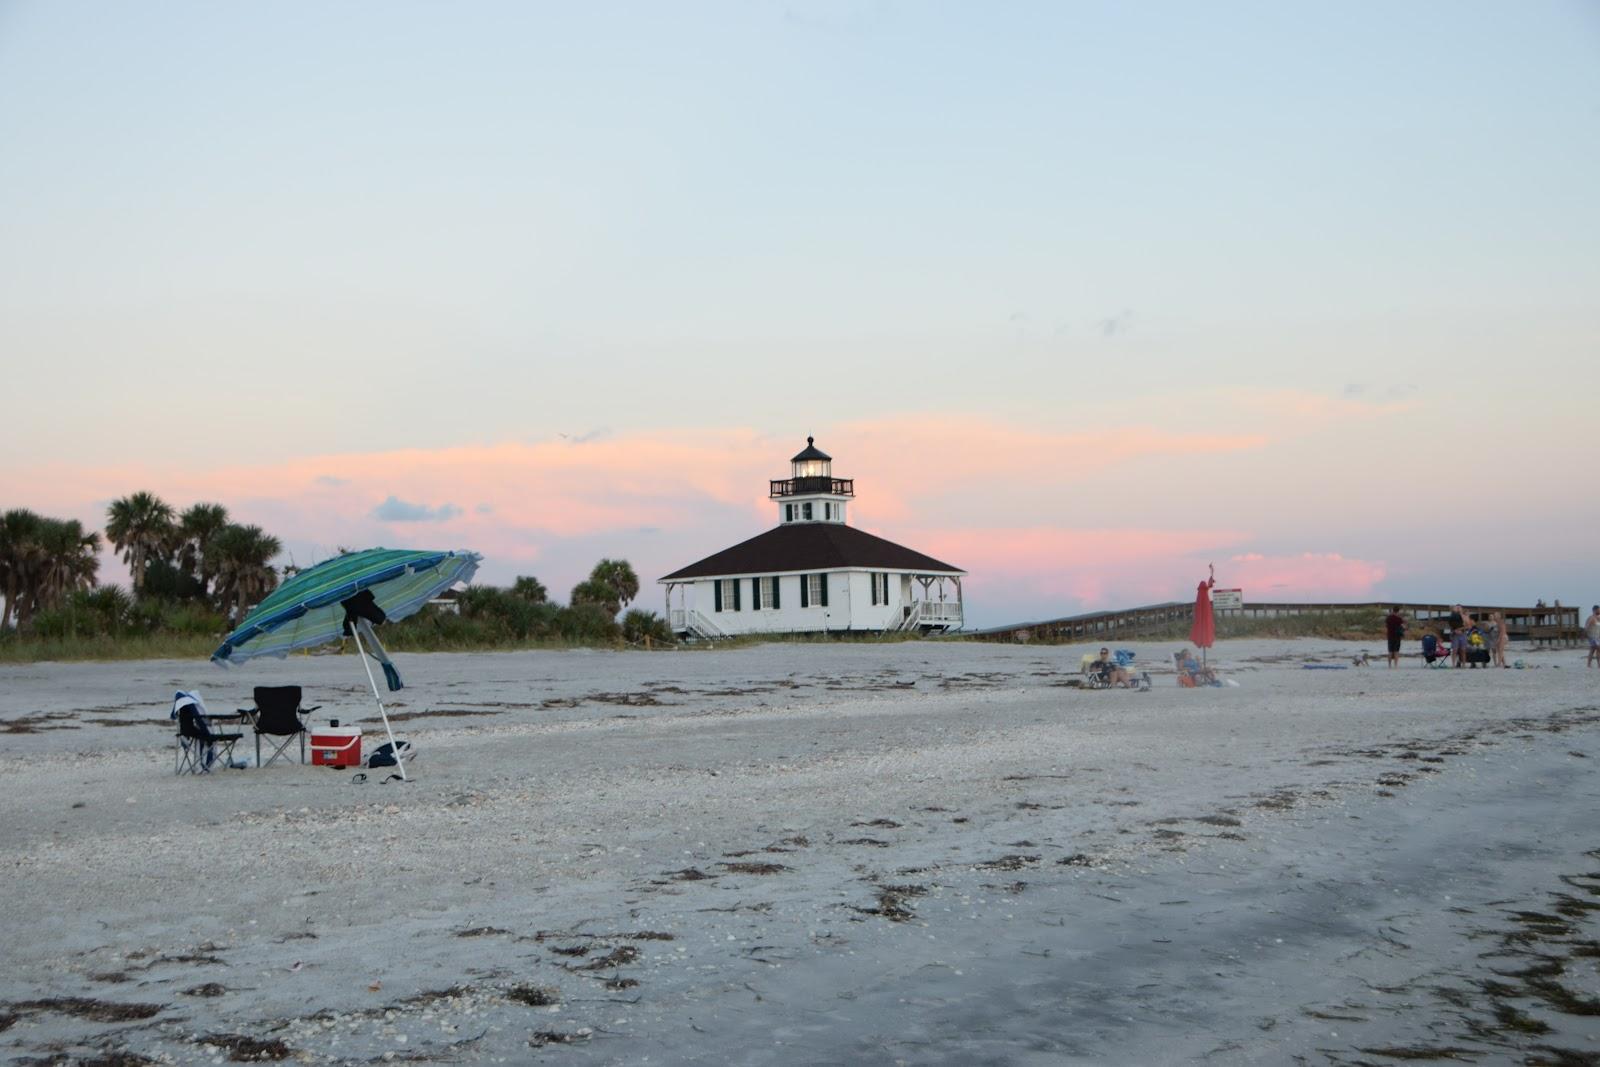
[974, 601, 1583, 647]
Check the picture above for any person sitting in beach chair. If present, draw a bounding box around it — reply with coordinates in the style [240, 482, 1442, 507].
[1421, 633, 1441, 666]
[1083, 647, 1144, 689]
[1466, 627, 1491, 668]
[1175, 649, 1218, 688]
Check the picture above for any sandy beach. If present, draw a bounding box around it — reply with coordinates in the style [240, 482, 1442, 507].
[2, 638, 1598, 1065]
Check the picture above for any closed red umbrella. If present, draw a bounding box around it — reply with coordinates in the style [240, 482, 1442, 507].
[1189, 567, 1216, 665]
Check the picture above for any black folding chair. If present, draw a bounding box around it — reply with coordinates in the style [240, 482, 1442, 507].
[176, 705, 242, 775]
[246, 686, 321, 767]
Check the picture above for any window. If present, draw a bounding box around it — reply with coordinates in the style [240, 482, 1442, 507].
[824, 502, 833, 520]
[870, 572, 889, 605]
[759, 576, 778, 609]
[802, 502, 813, 520]
[806, 574, 826, 606]
[720, 578, 741, 611]
[785, 504, 794, 522]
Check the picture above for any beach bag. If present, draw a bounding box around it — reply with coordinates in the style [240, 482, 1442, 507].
[367, 740, 414, 769]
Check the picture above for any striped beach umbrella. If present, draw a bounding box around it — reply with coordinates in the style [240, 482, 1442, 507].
[211, 547, 481, 780]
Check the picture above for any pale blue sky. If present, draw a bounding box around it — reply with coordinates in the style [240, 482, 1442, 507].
[2, 1, 1597, 617]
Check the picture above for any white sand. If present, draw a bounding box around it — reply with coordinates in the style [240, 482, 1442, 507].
[2, 638, 1598, 1064]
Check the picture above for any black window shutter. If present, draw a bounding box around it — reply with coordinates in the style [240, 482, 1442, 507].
[733, 580, 741, 611]
[870, 573, 878, 605]
[800, 575, 809, 608]
[772, 576, 781, 609]
[819, 573, 829, 607]
[713, 581, 722, 612]
[751, 578, 760, 610]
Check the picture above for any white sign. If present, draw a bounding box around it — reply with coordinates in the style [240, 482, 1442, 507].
[1211, 588, 1243, 611]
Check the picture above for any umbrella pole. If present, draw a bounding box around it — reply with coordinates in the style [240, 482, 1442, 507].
[350, 625, 408, 782]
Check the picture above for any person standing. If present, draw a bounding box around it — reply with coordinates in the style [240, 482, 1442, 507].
[1384, 607, 1406, 667]
[1448, 605, 1467, 667]
[1491, 611, 1509, 668]
[1587, 605, 1600, 668]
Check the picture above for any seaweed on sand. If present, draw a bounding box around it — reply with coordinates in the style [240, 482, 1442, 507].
[505, 984, 559, 1006]
[975, 854, 1040, 871]
[529, 1030, 589, 1047]
[5, 997, 164, 1022]
[1354, 1046, 1476, 1061]
[574, 945, 640, 971]
[195, 1034, 292, 1061]
[856, 884, 927, 922]
[720, 861, 789, 875]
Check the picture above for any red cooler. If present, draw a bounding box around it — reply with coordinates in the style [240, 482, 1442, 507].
[309, 723, 362, 768]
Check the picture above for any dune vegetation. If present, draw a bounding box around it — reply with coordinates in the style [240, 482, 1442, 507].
[0, 492, 674, 662]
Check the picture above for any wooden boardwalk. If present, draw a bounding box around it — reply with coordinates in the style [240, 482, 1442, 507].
[972, 601, 1584, 647]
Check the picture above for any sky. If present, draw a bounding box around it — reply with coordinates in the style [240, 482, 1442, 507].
[1, 0, 1597, 628]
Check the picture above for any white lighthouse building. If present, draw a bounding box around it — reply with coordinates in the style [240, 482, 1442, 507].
[659, 438, 966, 639]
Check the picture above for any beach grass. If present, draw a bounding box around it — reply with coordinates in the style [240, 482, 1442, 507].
[0, 608, 1390, 662]
[0, 631, 220, 663]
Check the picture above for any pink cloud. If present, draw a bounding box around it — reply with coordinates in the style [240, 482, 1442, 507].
[1224, 552, 1388, 599]
[883, 527, 1387, 622]
[0, 417, 1383, 622]
[894, 526, 1246, 610]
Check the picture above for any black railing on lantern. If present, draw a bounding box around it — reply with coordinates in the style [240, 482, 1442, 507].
[769, 477, 855, 498]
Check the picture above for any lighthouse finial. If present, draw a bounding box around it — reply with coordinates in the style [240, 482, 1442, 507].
[807, 435, 814, 446]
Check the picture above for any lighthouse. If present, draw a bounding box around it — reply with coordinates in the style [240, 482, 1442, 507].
[659, 438, 966, 638]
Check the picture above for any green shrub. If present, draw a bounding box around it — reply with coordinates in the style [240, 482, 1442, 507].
[621, 608, 673, 644]
[557, 602, 621, 643]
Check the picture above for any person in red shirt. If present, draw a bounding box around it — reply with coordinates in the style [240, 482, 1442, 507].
[1384, 607, 1406, 668]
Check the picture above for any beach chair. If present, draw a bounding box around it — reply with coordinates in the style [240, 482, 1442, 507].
[1175, 651, 1200, 688]
[1081, 653, 1113, 689]
[1174, 651, 1217, 687]
[173, 692, 241, 775]
[1421, 634, 1447, 667]
[247, 686, 321, 768]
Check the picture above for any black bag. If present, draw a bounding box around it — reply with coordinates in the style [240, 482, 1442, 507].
[367, 740, 413, 768]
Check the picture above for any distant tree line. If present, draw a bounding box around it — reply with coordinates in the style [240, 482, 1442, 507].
[397, 557, 673, 647]
[1, 492, 672, 648]
[0, 492, 281, 639]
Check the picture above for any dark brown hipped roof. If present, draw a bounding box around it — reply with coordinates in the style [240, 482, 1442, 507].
[659, 523, 964, 581]
[790, 436, 831, 463]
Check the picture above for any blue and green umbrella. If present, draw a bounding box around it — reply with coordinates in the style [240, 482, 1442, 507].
[212, 547, 481, 780]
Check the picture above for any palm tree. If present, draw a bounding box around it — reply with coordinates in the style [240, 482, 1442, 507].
[0, 509, 45, 629]
[34, 519, 100, 608]
[511, 576, 548, 603]
[590, 559, 640, 616]
[211, 524, 282, 624]
[105, 492, 176, 597]
[176, 502, 230, 598]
